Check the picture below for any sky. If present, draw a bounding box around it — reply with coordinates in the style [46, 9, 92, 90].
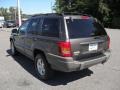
[0, 0, 55, 14]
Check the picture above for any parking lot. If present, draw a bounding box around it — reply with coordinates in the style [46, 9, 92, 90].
[0, 28, 120, 90]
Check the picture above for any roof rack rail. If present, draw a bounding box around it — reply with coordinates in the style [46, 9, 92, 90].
[31, 12, 91, 17]
[61, 12, 91, 16]
[31, 13, 62, 17]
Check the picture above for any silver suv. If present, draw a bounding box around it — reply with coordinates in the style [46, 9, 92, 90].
[10, 13, 111, 80]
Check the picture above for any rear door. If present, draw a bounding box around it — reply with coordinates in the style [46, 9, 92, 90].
[35, 17, 61, 55]
[65, 17, 108, 60]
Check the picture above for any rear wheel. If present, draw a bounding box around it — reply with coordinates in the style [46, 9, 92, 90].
[35, 54, 54, 80]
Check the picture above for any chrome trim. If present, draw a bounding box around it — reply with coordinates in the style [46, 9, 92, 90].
[80, 56, 107, 70]
[47, 52, 110, 65]
[80, 40, 104, 44]
[47, 53, 73, 59]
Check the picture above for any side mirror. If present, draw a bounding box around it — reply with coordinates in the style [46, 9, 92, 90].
[12, 29, 18, 33]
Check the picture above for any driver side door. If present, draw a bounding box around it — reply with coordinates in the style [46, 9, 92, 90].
[14, 21, 29, 54]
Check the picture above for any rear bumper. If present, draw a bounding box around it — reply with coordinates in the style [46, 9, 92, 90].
[46, 50, 111, 72]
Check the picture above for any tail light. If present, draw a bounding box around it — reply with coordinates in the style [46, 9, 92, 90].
[57, 41, 72, 57]
[81, 16, 90, 19]
[108, 35, 110, 49]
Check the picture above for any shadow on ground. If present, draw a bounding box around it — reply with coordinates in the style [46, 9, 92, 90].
[6, 49, 93, 86]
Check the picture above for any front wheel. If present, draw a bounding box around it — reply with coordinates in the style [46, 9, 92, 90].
[35, 54, 54, 80]
[10, 41, 17, 55]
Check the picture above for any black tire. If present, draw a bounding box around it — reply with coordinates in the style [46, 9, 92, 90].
[35, 54, 54, 80]
[83, 68, 89, 71]
[10, 40, 17, 55]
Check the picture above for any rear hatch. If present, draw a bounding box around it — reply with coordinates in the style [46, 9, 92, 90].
[65, 16, 108, 61]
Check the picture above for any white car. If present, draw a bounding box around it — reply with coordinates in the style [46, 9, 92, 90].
[0, 22, 3, 28]
[0, 21, 4, 28]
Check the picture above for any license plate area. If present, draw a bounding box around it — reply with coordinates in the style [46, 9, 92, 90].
[89, 43, 98, 51]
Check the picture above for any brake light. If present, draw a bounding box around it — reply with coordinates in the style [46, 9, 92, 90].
[81, 16, 90, 19]
[108, 35, 110, 49]
[57, 41, 72, 57]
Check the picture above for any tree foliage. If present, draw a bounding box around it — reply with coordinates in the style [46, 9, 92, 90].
[0, 7, 9, 20]
[0, 7, 22, 20]
[54, 0, 120, 27]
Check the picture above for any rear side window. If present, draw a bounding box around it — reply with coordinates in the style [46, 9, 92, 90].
[42, 18, 60, 38]
[66, 19, 107, 39]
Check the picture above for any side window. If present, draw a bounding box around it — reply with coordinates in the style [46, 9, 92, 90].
[35, 18, 42, 35]
[19, 21, 29, 35]
[27, 18, 39, 34]
[42, 18, 60, 38]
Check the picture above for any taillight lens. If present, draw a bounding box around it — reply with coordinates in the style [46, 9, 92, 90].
[57, 41, 72, 57]
[81, 16, 90, 19]
[108, 35, 110, 49]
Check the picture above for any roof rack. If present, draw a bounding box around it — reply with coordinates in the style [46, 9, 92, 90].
[31, 12, 91, 17]
[61, 12, 91, 16]
[31, 13, 62, 17]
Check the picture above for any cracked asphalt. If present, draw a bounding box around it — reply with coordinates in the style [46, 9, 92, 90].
[0, 28, 120, 90]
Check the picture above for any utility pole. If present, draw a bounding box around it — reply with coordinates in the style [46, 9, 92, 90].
[17, 0, 21, 26]
[14, 7, 16, 22]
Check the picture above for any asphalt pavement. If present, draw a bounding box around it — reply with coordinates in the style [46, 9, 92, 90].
[0, 28, 120, 90]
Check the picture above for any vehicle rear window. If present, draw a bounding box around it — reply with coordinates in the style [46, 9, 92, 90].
[66, 19, 107, 39]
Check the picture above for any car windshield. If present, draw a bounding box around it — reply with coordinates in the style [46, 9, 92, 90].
[66, 19, 107, 39]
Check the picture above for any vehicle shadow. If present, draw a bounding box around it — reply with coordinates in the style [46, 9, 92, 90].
[6, 49, 93, 86]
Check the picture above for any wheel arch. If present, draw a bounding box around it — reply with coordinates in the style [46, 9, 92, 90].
[33, 49, 47, 61]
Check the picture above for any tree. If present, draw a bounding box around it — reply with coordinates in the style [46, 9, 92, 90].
[0, 7, 9, 20]
[108, 0, 120, 16]
[54, 0, 111, 25]
[108, 0, 120, 28]
[0, 7, 22, 21]
[9, 7, 16, 20]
